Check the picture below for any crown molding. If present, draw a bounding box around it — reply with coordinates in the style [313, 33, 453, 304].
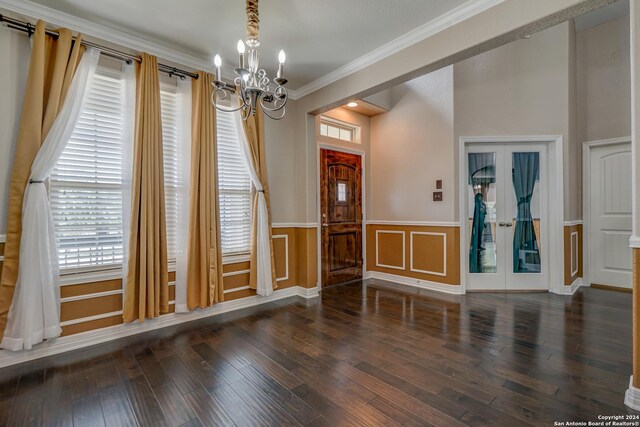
[0, 0, 306, 98]
[0, 0, 290, 93]
[294, 0, 505, 99]
[0, 0, 501, 101]
[0, 0, 210, 69]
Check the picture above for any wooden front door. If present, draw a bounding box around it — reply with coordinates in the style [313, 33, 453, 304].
[320, 149, 363, 286]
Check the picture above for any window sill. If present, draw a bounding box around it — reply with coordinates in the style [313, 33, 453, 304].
[222, 253, 251, 265]
[60, 269, 123, 287]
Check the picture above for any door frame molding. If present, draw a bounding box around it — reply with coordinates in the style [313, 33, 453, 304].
[457, 135, 564, 294]
[582, 136, 632, 289]
[316, 143, 367, 289]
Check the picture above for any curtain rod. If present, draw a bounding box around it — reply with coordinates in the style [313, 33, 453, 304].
[0, 14, 199, 80]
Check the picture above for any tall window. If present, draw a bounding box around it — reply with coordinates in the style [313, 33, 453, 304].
[50, 67, 127, 273]
[160, 82, 188, 264]
[217, 111, 252, 255]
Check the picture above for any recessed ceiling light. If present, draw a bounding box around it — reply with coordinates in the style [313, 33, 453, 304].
[347, 102, 358, 108]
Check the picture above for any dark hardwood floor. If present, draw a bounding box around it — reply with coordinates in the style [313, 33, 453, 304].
[0, 280, 636, 426]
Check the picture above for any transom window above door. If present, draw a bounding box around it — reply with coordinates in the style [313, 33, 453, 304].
[319, 117, 360, 143]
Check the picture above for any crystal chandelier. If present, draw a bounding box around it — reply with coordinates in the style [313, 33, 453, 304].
[211, 0, 288, 120]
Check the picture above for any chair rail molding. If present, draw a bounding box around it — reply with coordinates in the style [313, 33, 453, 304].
[367, 220, 460, 227]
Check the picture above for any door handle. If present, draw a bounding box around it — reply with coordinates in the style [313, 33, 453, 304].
[322, 223, 329, 228]
[499, 222, 506, 227]
[505, 222, 513, 227]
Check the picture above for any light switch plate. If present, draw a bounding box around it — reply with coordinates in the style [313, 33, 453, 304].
[433, 191, 443, 201]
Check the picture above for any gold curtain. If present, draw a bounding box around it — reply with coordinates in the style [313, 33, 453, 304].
[186, 71, 224, 308]
[123, 53, 169, 322]
[243, 106, 277, 291]
[0, 21, 84, 340]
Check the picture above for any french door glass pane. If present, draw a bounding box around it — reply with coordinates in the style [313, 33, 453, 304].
[512, 152, 541, 273]
[468, 153, 497, 273]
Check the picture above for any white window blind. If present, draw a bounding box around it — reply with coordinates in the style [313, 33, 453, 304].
[217, 111, 252, 255]
[50, 67, 127, 273]
[160, 83, 187, 263]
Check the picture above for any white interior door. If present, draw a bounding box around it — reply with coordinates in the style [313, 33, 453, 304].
[589, 142, 632, 289]
[466, 144, 548, 291]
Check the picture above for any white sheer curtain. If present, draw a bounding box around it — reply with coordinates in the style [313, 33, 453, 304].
[1, 48, 101, 351]
[233, 111, 273, 296]
[175, 77, 192, 313]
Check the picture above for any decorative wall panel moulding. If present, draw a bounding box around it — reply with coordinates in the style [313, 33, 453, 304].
[272, 223, 319, 228]
[375, 230, 406, 270]
[273, 234, 290, 282]
[409, 231, 447, 276]
[570, 231, 579, 277]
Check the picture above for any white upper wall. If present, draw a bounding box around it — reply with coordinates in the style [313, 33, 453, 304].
[370, 66, 454, 222]
[454, 22, 570, 138]
[0, 25, 299, 233]
[577, 14, 631, 143]
[264, 103, 298, 224]
[454, 21, 575, 220]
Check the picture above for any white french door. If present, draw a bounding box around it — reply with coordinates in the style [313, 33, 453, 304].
[466, 144, 549, 291]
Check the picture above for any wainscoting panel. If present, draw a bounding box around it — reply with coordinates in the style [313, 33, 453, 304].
[410, 232, 447, 276]
[294, 227, 318, 288]
[564, 224, 583, 285]
[52, 226, 316, 336]
[273, 234, 290, 282]
[375, 230, 405, 270]
[367, 224, 460, 286]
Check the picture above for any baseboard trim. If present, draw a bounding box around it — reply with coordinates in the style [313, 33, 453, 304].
[0, 285, 318, 369]
[590, 283, 632, 293]
[365, 271, 464, 295]
[553, 277, 585, 295]
[626, 376, 640, 410]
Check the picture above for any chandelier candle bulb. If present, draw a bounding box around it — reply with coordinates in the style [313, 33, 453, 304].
[237, 40, 246, 68]
[214, 54, 222, 82]
[277, 49, 285, 79]
[210, 0, 289, 121]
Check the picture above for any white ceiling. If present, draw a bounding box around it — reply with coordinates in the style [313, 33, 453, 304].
[23, 0, 469, 89]
[575, 0, 629, 31]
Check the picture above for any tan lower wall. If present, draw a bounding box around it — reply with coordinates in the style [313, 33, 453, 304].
[563, 224, 583, 285]
[0, 241, 4, 278]
[366, 224, 460, 286]
[0, 226, 317, 337]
